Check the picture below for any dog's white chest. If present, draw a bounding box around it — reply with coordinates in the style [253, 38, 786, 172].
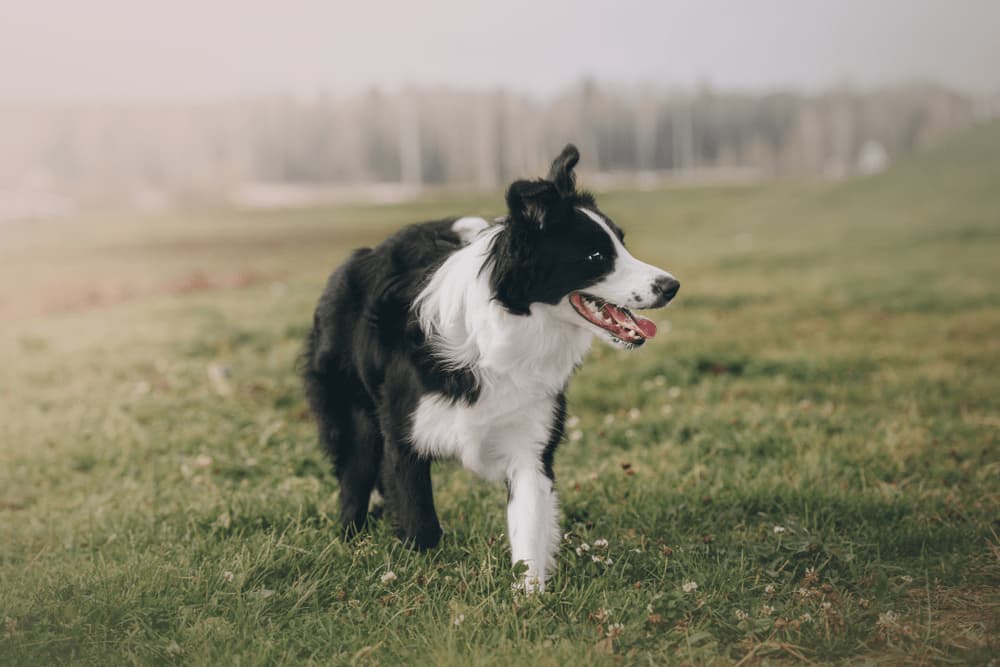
[410, 241, 595, 480]
[410, 381, 560, 481]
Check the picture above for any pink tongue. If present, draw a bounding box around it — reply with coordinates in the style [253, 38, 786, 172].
[605, 304, 658, 339]
[633, 314, 658, 338]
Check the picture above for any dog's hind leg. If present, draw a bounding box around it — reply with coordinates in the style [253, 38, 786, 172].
[335, 406, 382, 533]
[304, 369, 381, 535]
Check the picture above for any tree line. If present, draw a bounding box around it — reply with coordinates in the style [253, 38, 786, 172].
[0, 81, 985, 209]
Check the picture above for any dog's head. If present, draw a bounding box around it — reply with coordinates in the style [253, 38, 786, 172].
[487, 144, 679, 349]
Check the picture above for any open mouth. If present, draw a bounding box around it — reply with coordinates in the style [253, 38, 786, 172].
[569, 292, 658, 346]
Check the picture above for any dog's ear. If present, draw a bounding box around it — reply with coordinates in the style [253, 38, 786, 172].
[506, 179, 560, 229]
[547, 144, 580, 196]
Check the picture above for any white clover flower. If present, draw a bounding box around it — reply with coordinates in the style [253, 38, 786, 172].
[821, 601, 831, 610]
[578, 542, 590, 552]
[735, 609, 748, 621]
[593, 539, 609, 548]
[877, 610, 898, 626]
[606, 622, 625, 638]
[569, 430, 583, 442]
[760, 604, 774, 617]
[566, 415, 580, 428]
[452, 614, 465, 627]
[681, 580, 698, 593]
[800, 613, 813, 623]
[627, 408, 641, 421]
[592, 555, 603, 563]
[380, 571, 397, 584]
[603, 414, 615, 425]
[900, 575, 913, 584]
[604, 557, 613, 566]
[222, 571, 234, 582]
[764, 584, 775, 594]
[668, 386, 681, 399]
[773, 525, 786, 534]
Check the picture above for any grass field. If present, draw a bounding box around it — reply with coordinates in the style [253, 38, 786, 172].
[2, 123, 999, 665]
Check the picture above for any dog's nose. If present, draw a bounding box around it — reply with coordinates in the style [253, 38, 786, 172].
[652, 276, 680, 304]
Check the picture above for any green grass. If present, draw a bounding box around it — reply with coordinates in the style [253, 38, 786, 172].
[2, 122, 999, 665]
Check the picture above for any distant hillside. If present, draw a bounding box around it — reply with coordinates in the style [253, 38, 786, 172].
[813, 118, 1000, 231]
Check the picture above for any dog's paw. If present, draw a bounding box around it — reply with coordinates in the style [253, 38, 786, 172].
[512, 572, 545, 595]
[511, 559, 548, 594]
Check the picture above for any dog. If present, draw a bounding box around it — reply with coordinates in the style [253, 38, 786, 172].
[302, 145, 679, 591]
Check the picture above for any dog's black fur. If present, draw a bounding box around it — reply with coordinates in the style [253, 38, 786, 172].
[301, 221, 469, 548]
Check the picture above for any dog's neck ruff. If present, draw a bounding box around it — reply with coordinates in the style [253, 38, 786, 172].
[414, 226, 593, 396]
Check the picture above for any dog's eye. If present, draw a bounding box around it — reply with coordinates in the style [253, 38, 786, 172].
[586, 251, 604, 262]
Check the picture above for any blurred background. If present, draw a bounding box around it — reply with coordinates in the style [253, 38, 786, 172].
[2, 0, 998, 219]
[3, 5, 1000, 662]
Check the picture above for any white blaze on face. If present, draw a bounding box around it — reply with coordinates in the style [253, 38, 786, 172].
[577, 208, 676, 309]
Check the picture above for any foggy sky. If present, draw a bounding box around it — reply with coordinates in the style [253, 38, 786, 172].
[3, 0, 999, 102]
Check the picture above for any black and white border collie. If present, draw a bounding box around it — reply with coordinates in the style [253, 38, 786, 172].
[302, 145, 679, 591]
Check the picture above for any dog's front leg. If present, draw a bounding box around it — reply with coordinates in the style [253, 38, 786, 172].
[380, 438, 442, 550]
[506, 466, 560, 592]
